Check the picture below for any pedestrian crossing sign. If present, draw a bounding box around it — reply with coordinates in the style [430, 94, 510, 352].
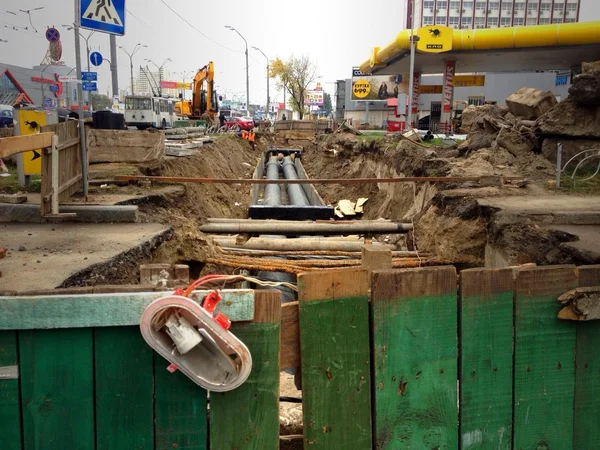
[80, 0, 126, 36]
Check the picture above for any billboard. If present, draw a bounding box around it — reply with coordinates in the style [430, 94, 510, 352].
[305, 90, 324, 106]
[351, 68, 409, 101]
[160, 81, 192, 90]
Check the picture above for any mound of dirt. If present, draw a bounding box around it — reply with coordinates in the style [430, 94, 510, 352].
[140, 136, 262, 264]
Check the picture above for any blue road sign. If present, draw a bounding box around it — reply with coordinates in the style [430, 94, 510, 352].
[82, 82, 98, 92]
[46, 27, 60, 42]
[90, 52, 103, 67]
[80, 0, 126, 36]
[82, 71, 98, 81]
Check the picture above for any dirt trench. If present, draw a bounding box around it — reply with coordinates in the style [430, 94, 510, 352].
[137, 136, 263, 268]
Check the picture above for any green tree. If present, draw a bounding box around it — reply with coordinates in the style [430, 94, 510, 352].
[323, 92, 333, 116]
[270, 55, 318, 119]
[91, 93, 112, 110]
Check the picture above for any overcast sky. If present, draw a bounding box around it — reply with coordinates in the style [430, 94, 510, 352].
[0, 0, 405, 103]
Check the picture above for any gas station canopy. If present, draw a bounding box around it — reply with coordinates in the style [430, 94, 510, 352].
[359, 22, 600, 75]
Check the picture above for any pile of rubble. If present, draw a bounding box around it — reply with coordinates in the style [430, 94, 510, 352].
[458, 60, 600, 177]
[458, 87, 555, 159]
[538, 61, 600, 167]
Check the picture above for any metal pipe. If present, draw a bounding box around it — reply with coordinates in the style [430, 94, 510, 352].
[282, 156, 309, 206]
[263, 156, 281, 206]
[200, 221, 413, 235]
[213, 237, 392, 252]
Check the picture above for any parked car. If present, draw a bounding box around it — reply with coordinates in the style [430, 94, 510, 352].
[0, 107, 13, 128]
[223, 116, 254, 131]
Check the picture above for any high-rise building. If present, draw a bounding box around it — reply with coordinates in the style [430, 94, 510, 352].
[134, 67, 178, 97]
[409, 0, 599, 29]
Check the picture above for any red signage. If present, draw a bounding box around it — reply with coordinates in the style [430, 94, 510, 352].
[442, 61, 455, 113]
[411, 72, 420, 114]
[31, 74, 63, 98]
[160, 81, 177, 89]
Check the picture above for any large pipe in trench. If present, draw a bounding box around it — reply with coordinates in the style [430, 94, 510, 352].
[282, 156, 310, 206]
[263, 156, 281, 207]
[256, 154, 296, 303]
[200, 221, 413, 235]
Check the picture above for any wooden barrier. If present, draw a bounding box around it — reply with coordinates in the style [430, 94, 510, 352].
[40, 121, 82, 216]
[1, 266, 600, 449]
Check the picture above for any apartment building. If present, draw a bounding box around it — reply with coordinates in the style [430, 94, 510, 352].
[409, 0, 597, 29]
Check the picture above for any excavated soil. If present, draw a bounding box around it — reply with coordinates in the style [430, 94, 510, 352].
[138, 136, 263, 266]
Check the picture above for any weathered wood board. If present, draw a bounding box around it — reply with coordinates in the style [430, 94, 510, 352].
[460, 268, 514, 450]
[299, 269, 372, 450]
[371, 266, 458, 450]
[513, 266, 577, 449]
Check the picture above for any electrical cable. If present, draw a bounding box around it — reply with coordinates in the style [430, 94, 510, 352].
[158, 0, 243, 54]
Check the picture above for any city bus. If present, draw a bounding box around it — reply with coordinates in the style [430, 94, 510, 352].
[124, 96, 175, 129]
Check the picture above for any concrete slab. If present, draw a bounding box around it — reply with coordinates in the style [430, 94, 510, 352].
[0, 204, 139, 223]
[478, 195, 600, 225]
[0, 223, 172, 292]
[544, 225, 600, 264]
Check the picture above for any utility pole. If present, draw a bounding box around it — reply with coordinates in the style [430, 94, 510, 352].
[73, 0, 88, 196]
[110, 35, 118, 98]
[226, 26, 249, 113]
[407, 0, 417, 128]
[119, 43, 146, 95]
[252, 46, 269, 118]
[146, 58, 172, 97]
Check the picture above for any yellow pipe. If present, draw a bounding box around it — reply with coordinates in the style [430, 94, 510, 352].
[360, 22, 600, 73]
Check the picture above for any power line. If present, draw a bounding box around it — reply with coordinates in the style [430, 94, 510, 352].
[158, 0, 243, 54]
[126, 8, 159, 34]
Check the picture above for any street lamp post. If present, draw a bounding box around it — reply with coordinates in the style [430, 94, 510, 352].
[177, 71, 193, 100]
[119, 43, 147, 95]
[252, 46, 269, 119]
[63, 25, 95, 110]
[225, 26, 249, 113]
[145, 58, 172, 97]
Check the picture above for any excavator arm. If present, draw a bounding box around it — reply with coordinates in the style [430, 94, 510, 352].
[174, 62, 218, 121]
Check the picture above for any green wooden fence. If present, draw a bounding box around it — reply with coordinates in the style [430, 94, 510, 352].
[0, 265, 599, 450]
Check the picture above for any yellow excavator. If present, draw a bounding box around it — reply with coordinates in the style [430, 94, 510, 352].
[175, 62, 219, 123]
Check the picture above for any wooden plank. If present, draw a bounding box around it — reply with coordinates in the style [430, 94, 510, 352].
[95, 327, 154, 450]
[575, 265, 600, 449]
[210, 291, 281, 450]
[371, 266, 457, 450]
[299, 269, 372, 449]
[460, 268, 514, 450]
[19, 328, 94, 450]
[362, 245, 392, 271]
[154, 353, 208, 450]
[0, 331, 21, 450]
[0, 289, 254, 330]
[0, 132, 53, 158]
[514, 265, 578, 450]
[281, 302, 300, 371]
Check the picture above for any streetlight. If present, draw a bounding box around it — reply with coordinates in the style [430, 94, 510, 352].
[225, 25, 249, 113]
[145, 58, 172, 96]
[119, 43, 147, 95]
[252, 46, 269, 119]
[176, 71, 194, 99]
[63, 25, 95, 109]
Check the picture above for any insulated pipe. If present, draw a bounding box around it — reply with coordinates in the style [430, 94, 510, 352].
[257, 155, 296, 303]
[263, 156, 281, 206]
[200, 221, 413, 235]
[282, 156, 310, 207]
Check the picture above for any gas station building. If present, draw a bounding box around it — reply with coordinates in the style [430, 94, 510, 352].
[349, 21, 600, 130]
